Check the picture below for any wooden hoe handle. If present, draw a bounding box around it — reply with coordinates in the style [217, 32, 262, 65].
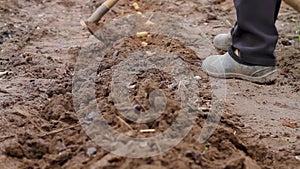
[87, 0, 120, 23]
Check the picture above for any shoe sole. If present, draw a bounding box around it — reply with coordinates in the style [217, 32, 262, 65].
[204, 69, 277, 84]
[214, 44, 231, 51]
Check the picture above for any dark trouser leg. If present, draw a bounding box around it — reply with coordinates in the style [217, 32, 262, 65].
[229, 0, 282, 66]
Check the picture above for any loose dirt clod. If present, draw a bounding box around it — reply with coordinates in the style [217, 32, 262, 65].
[5, 141, 24, 158]
[282, 120, 298, 129]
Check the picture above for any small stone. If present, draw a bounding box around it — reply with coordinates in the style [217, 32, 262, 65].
[87, 147, 97, 156]
[199, 106, 209, 112]
[295, 156, 300, 161]
[289, 40, 295, 45]
[113, 50, 119, 57]
[87, 112, 99, 120]
[133, 2, 140, 10]
[194, 76, 202, 80]
[127, 82, 136, 89]
[136, 32, 148, 38]
[141, 42, 148, 47]
[0, 71, 8, 77]
[2, 31, 13, 39]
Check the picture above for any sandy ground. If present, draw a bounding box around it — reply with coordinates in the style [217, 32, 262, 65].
[0, 0, 300, 168]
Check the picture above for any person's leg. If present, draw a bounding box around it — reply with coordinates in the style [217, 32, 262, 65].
[212, 0, 282, 56]
[229, 0, 282, 66]
[202, 0, 281, 83]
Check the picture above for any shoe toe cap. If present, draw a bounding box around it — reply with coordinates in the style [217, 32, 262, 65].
[202, 55, 221, 74]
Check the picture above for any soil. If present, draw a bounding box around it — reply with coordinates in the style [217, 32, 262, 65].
[0, 0, 300, 169]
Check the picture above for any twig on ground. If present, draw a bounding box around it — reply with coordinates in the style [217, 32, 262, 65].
[0, 135, 15, 142]
[39, 124, 81, 137]
[116, 116, 133, 130]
